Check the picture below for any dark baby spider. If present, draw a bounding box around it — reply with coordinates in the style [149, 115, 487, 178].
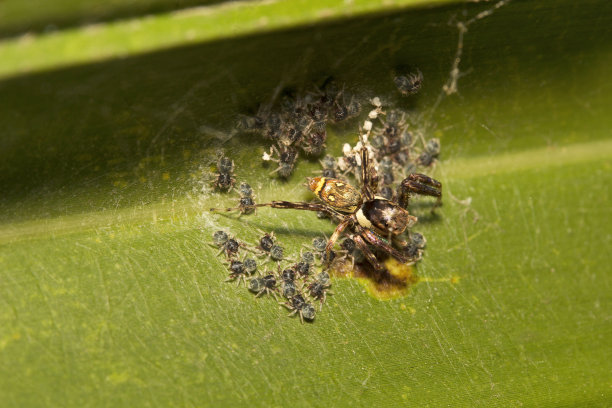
[225, 258, 257, 286]
[212, 155, 236, 192]
[211, 230, 244, 259]
[210, 182, 256, 216]
[308, 271, 333, 309]
[263, 145, 298, 179]
[282, 294, 316, 323]
[256, 231, 276, 253]
[279, 266, 298, 298]
[249, 231, 285, 262]
[245, 140, 442, 271]
[394, 69, 423, 96]
[248, 273, 278, 298]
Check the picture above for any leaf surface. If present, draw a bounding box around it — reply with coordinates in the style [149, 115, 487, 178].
[0, 0, 611, 406]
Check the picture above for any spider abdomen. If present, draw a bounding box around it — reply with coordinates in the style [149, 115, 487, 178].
[357, 198, 416, 235]
[308, 177, 362, 213]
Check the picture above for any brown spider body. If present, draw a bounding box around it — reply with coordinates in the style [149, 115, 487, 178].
[308, 177, 361, 213]
[309, 177, 416, 237]
[357, 197, 416, 236]
[213, 141, 442, 271]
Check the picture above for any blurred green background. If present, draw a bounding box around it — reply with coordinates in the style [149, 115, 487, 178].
[0, 0, 229, 38]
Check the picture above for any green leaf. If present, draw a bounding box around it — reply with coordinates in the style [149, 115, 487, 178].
[1, 0, 611, 406]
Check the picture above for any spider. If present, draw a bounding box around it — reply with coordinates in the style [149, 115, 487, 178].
[291, 250, 314, 278]
[319, 155, 339, 179]
[282, 294, 316, 324]
[262, 145, 298, 178]
[244, 231, 286, 263]
[245, 142, 442, 271]
[248, 274, 278, 299]
[336, 236, 360, 268]
[301, 126, 327, 157]
[279, 266, 298, 298]
[225, 260, 252, 286]
[308, 272, 333, 309]
[394, 69, 423, 96]
[308, 236, 336, 264]
[417, 138, 441, 167]
[212, 156, 236, 192]
[210, 231, 245, 259]
[210, 182, 256, 216]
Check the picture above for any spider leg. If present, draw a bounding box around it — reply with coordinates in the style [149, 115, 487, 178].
[267, 288, 279, 301]
[360, 143, 376, 200]
[318, 292, 329, 311]
[268, 167, 283, 175]
[356, 226, 409, 264]
[254, 201, 325, 210]
[323, 217, 352, 268]
[397, 173, 442, 208]
[213, 200, 337, 218]
[353, 234, 385, 271]
[392, 236, 409, 248]
[209, 205, 245, 214]
[253, 201, 334, 215]
[408, 173, 442, 189]
[236, 207, 255, 218]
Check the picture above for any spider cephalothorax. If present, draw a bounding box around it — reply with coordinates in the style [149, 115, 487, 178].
[234, 142, 442, 271]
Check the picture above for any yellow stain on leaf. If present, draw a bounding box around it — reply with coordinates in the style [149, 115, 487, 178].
[106, 371, 130, 385]
[334, 257, 460, 301]
[0, 332, 22, 351]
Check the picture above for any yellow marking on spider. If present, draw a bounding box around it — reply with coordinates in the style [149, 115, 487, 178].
[328, 195, 335, 202]
[313, 177, 326, 195]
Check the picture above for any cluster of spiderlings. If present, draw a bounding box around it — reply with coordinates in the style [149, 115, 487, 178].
[212, 154, 236, 192]
[340, 97, 440, 186]
[210, 231, 258, 285]
[272, 252, 332, 323]
[237, 78, 361, 179]
[329, 94, 441, 195]
[311, 233, 364, 271]
[212, 229, 333, 323]
[251, 241, 332, 324]
[373, 102, 440, 177]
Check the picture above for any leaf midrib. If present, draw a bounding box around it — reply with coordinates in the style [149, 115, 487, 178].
[1, 138, 609, 244]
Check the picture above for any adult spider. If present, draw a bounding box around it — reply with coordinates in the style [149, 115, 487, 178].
[241, 143, 442, 271]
